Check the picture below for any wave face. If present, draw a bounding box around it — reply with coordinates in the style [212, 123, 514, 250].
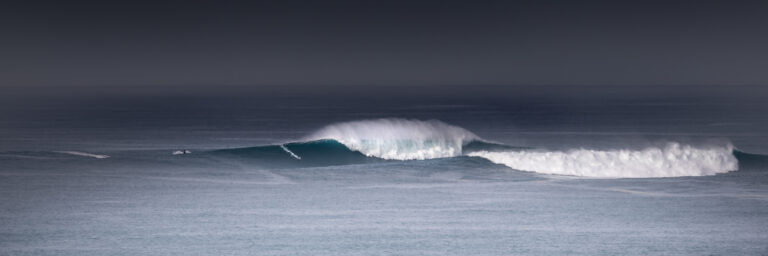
[468, 142, 738, 178]
[211, 140, 381, 167]
[305, 118, 479, 160]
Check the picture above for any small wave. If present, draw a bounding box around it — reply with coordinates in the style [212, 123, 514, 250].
[468, 142, 738, 178]
[305, 118, 478, 160]
[55, 151, 110, 159]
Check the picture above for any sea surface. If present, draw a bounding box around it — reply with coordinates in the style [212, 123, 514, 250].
[1, 85, 767, 255]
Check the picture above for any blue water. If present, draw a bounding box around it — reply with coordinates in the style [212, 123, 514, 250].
[1, 85, 767, 255]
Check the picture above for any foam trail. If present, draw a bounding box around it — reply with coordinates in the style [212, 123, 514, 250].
[305, 118, 478, 160]
[56, 151, 110, 159]
[280, 144, 302, 160]
[469, 142, 738, 178]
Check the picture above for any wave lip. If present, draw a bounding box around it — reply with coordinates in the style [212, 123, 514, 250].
[469, 142, 738, 178]
[305, 118, 479, 160]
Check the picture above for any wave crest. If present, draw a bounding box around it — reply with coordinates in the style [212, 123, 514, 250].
[469, 142, 738, 178]
[305, 118, 478, 160]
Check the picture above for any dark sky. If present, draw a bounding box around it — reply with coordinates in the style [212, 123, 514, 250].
[2, 0, 768, 90]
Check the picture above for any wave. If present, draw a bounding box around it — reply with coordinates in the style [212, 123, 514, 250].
[305, 118, 479, 160]
[468, 142, 738, 178]
[214, 118, 742, 178]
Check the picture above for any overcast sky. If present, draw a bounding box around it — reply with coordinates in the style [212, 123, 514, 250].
[2, 0, 767, 90]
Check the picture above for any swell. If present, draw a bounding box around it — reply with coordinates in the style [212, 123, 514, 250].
[208, 139, 743, 178]
[0, 116, 756, 178]
[2, 139, 755, 178]
[204, 118, 744, 178]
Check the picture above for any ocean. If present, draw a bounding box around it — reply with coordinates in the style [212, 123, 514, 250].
[1, 85, 767, 255]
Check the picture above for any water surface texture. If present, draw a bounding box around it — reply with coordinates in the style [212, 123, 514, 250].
[1, 85, 767, 255]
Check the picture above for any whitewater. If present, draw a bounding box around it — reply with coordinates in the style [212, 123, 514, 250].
[305, 118, 479, 160]
[297, 118, 739, 178]
[13, 119, 741, 178]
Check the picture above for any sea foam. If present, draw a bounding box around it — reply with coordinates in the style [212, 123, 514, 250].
[469, 142, 738, 178]
[305, 118, 738, 177]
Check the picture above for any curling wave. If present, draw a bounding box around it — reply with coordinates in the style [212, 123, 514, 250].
[468, 142, 738, 178]
[212, 118, 741, 178]
[305, 118, 479, 160]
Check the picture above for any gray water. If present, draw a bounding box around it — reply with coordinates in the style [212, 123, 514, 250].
[1, 85, 768, 255]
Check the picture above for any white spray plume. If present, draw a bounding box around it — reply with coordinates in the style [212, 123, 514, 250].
[306, 118, 478, 160]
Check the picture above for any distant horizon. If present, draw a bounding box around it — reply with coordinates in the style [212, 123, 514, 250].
[3, 1, 768, 88]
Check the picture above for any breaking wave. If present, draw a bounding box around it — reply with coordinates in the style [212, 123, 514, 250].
[468, 143, 738, 178]
[2, 117, 747, 178]
[213, 118, 741, 178]
[305, 118, 479, 160]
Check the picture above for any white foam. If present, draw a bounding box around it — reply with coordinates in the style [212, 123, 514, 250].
[56, 151, 110, 159]
[280, 145, 301, 160]
[305, 118, 478, 160]
[468, 142, 738, 178]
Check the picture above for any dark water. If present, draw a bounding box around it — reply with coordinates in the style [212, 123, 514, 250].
[1, 85, 767, 255]
[2, 85, 767, 152]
